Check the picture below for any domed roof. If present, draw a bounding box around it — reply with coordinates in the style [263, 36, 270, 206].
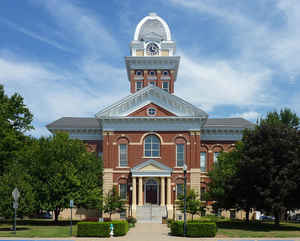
[134, 13, 171, 41]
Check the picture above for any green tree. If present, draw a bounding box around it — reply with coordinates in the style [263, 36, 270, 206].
[30, 132, 102, 221]
[176, 189, 204, 221]
[260, 108, 299, 128]
[103, 187, 126, 220]
[240, 119, 300, 225]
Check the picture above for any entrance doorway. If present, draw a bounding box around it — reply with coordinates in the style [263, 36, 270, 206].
[145, 178, 159, 205]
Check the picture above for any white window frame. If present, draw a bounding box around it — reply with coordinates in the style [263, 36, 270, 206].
[163, 70, 169, 76]
[214, 152, 220, 163]
[144, 135, 160, 157]
[119, 183, 127, 200]
[200, 152, 207, 172]
[149, 70, 155, 76]
[136, 81, 143, 91]
[176, 143, 184, 167]
[119, 144, 128, 167]
[162, 81, 169, 92]
[147, 108, 156, 116]
[149, 81, 156, 86]
[136, 70, 143, 76]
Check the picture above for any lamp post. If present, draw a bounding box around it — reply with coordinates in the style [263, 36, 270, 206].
[172, 186, 176, 220]
[183, 164, 187, 237]
[130, 185, 133, 216]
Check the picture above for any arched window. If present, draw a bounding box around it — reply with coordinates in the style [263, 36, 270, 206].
[144, 135, 160, 157]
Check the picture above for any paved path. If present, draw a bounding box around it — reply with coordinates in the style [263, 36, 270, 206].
[1, 223, 300, 241]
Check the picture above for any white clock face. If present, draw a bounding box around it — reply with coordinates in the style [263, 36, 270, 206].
[146, 42, 159, 56]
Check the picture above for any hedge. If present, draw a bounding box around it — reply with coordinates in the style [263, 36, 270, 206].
[170, 221, 217, 237]
[77, 220, 128, 237]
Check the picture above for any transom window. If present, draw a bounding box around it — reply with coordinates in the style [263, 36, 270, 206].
[214, 152, 220, 163]
[147, 108, 156, 116]
[144, 135, 160, 157]
[136, 81, 143, 91]
[176, 144, 184, 167]
[162, 81, 169, 92]
[119, 144, 128, 167]
[200, 152, 206, 172]
[119, 183, 127, 200]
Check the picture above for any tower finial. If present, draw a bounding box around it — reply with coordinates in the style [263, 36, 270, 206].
[149, 12, 157, 17]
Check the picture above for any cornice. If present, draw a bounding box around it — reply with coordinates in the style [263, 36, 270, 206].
[48, 128, 102, 141]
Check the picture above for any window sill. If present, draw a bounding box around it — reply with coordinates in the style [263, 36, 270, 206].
[143, 156, 161, 159]
[117, 166, 130, 168]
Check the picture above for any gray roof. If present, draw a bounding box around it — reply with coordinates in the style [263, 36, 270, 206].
[204, 118, 255, 129]
[47, 117, 254, 130]
[46, 117, 99, 129]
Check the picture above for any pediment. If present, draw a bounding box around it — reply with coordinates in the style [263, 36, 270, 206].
[95, 85, 208, 118]
[131, 159, 172, 177]
[128, 103, 176, 117]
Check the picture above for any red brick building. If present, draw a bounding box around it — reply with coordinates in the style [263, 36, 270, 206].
[47, 13, 254, 221]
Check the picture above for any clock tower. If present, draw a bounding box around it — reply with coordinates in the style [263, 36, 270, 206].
[125, 13, 180, 94]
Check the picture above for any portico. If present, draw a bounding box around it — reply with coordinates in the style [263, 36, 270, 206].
[131, 160, 172, 210]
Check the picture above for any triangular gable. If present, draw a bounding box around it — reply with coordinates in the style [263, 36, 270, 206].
[128, 103, 176, 117]
[131, 159, 172, 177]
[95, 85, 208, 118]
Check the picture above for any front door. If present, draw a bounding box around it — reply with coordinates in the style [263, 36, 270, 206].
[145, 179, 158, 204]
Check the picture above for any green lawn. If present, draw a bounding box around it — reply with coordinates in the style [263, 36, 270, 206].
[0, 223, 77, 237]
[217, 221, 300, 238]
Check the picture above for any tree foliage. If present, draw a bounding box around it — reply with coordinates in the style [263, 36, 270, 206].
[29, 132, 103, 221]
[176, 189, 204, 221]
[103, 187, 126, 219]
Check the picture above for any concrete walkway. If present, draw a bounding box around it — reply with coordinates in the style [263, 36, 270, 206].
[1, 223, 300, 241]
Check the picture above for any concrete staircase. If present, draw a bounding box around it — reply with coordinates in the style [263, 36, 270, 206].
[136, 204, 167, 223]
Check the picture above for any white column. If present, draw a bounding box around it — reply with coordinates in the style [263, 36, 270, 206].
[132, 177, 136, 206]
[161, 177, 165, 206]
[138, 177, 143, 206]
[167, 177, 171, 205]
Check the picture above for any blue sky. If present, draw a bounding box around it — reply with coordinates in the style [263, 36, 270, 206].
[1, 0, 300, 136]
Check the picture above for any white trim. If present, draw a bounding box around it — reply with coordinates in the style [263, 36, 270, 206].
[119, 183, 127, 200]
[176, 143, 185, 167]
[119, 144, 128, 167]
[200, 152, 207, 172]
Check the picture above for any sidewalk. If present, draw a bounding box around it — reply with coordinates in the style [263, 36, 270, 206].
[1, 223, 300, 241]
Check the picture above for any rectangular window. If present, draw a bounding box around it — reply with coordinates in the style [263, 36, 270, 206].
[176, 144, 184, 167]
[214, 152, 220, 163]
[136, 81, 143, 91]
[200, 152, 206, 172]
[176, 184, 184, 199]
[162, 81, 169, 92]
[149, 81, 156, 86]
[230, 210, 236, 219]
[120, 210, 126, 219]
[119, 183, 127, 200]
[119, 144, 128, 167]
[200, 187, 206, 201]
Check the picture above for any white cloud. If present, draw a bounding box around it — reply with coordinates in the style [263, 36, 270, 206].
[230, 111, 261, 121]
[175, 52, 273, 111]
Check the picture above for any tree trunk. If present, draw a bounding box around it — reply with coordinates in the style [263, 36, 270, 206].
[54, 207, 60, 223]
[245, 209, 250, 223]
[274, 210, 280, 226]
[192, 214, 194, 221]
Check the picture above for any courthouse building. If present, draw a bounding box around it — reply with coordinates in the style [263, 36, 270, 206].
[47, 13, 254, 221]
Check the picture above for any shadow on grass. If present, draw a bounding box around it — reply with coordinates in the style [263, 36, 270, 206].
[0, 227, 30, 231]
[217, 221, 300, 232]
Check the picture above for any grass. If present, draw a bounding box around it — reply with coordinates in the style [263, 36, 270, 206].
[0, 223, 77, 237]
[216, 221, 300, 238]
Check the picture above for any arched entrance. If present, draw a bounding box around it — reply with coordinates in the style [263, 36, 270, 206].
[144, 178, 159, 205]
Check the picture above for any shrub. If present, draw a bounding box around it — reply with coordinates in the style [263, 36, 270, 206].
[167, 218, 174, 228]
[77, 220, 128, 237]
[82, 217, 99, 222]
[77, 222, 110, 237]
[187, 222, 217, 237]
[126, 216, 137, 227]
[170, 221, 217, 237]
